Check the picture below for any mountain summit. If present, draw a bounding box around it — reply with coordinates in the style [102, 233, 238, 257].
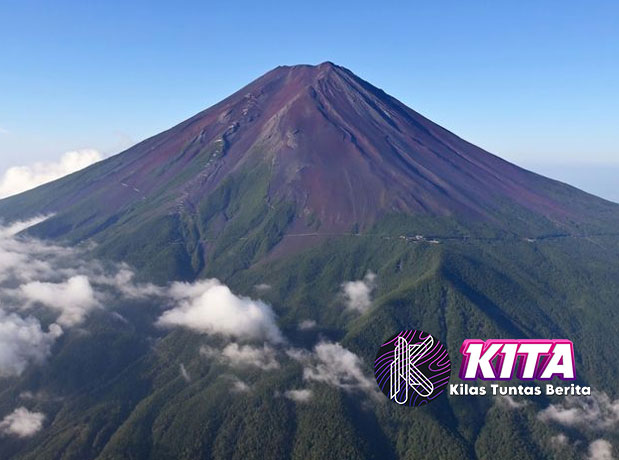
[1, 62, 618, 278]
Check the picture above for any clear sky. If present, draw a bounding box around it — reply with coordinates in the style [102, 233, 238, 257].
[1, 1, 617, 201]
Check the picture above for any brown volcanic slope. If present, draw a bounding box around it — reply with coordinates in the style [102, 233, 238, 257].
[1, 62, 618, 244]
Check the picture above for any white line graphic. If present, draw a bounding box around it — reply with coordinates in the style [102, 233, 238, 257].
[389, 335, 435, 404]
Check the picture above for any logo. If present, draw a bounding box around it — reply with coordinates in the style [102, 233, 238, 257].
[459, 339, 576, 380]
[374, 330, 451, 406]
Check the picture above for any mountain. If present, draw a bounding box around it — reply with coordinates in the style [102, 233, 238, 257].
[2, 62, 618, 281]
[1, 63, 618, 460]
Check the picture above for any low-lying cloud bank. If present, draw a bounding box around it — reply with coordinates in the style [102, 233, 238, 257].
[0, 217, 163, 377]
[0, 149, 102, 199]
[199, 341, 377, 401]
[0, 218, 380, 417]
[538, 392, 619, 431]
[0, 217, 287, 378]
[0, 407, 45, 438]
[538, 392, 618, 459]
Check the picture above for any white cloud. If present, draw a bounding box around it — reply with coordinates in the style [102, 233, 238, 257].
[179, 363, 191, 382]
[0, 218, 162, 325]
[496, 395, 529, 410]
[0, 215, 50, 239]
[0, 218, 167, 374]
[110, 312, 128, 324]
[285, 347, 311, 362]
[159, 280, 283, 343]
[289, 342, 378, 398]
[284, 389, 313, 403]
[539, 391, 618, 458]
[18, 275, 98, 326]
[95, 268, 163, 299]
[0, 407, 45, 438]
[18, 391, 63, 403]
[200, 343, 280, 370]
[0, 218, 74, 285]
[298, 319, 316, 330]
[538, 392, 619, 431]
[0, 311, 62, 377]
[341, 271, 376, 313]
[0, 149, 102, 199]
[549, 433, 569, 448]
[0, 218, 285, 377]
[254, 283, 271, 292]
[0, 221, 158, 305]
[229, 377, 251, 393]
[224, 343, 279, 370]
[587, 439, 615, 460]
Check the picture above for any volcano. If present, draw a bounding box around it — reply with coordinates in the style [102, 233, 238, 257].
[2, 62, 618, 276]
[1, 63, 619, 460]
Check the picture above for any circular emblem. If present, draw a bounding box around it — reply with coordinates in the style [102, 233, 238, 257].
[374, 330, 451, 406]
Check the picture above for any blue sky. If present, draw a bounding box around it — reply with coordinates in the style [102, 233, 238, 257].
[1, 1, 617, 201]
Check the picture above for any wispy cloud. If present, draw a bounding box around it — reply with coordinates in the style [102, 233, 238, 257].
[0, 218, 156, 326]
[539, 392, 618, 459]
[0, 217, 166, 375]
[288, 342, 378, 399]
[538, 392, 619, 431]
[254, 283, 271, 292]
[298, 319, 317, 330]
[549, 433, 568, 448]
[496, 395, 529, 410]
[0, 149, 102, 198]
[228, 376, 251, 393]
[0, 311, 62, 377]
[179, 363, 191, 382]
[201, 342, 280, 370]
